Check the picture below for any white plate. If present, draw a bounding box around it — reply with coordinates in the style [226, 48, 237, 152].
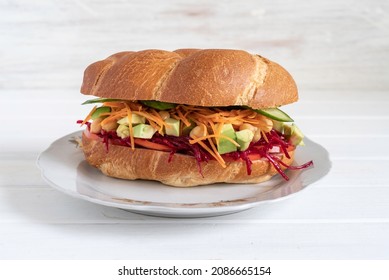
[37, 131, 331, 218]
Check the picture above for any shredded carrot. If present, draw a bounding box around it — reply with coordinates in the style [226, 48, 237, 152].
[149, 109, 166, 134]
[175, 107, 191, 127]
[262, 130, 269, 143]
[100, 109, 127, 126]
[134, 138, 171, 151]
[82, 101, 276, 169]
[124, 103, 135, 150]
[189, 133, 240, 147]
[147, 119, 160, 133]
[103, 102, 125, 109]
[214, 122, 224, 146]
[98, 112, 112, 118]
[135, 111, 165, 131]
[81, 105, 97, 126]
[197, 140, 226, 168]
[207, 137, 225, 166]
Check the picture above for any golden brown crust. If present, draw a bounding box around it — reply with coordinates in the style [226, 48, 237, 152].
[81, 133, 295, 187]
[81, 49, 298, 109]
[249, 58, 298, 108]
[173, 48, 201, 58]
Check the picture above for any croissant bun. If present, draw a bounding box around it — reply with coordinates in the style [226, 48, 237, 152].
[81, 49, 297, 109]
[80, 49, 298, 187]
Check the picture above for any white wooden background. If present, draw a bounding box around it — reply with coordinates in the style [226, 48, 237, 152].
[1, 0, 389, 259]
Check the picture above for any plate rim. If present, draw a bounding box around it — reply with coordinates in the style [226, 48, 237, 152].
[37, 131, 331, 217]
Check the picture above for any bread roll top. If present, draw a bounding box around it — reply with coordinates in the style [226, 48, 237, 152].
[81, 49, 298, 109]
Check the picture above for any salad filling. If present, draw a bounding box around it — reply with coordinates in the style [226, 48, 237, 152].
[78, 99, 312, 180]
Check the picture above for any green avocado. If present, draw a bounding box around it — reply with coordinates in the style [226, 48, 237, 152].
[116, 124, 130, 139]
[236, 129, 254, 151]
[216, 123, 237, 154]
[82, 98, 122, 105]
[165, 118, 180, 136]
[252, 107, 294, 122]
[141, 100, 176, 110]
[182, 120, 196, 136]
[133, 124, 157, 139]
[91, 106, 111, 120]
[272, 120, 284, 133]
[117, 113, 146, 125]
[284, 124, 305, 146]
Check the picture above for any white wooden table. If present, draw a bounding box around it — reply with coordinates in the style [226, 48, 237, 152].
[1, 0, 389, 259]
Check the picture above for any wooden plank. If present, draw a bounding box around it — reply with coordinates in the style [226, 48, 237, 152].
[312, 136, 389, 159]
[298, 119, 389, 137]
[0, 159, 46, 187]
[287, 101, 389, 119]
[1, 183, 389, 222]
[0, 222, 388, 259]
[1, 1, 388, 91]
[314, 160, 389, 187]
[1, 0, 389, 261]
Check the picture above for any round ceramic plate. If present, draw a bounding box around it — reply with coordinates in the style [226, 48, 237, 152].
[37, 131, 331, 218]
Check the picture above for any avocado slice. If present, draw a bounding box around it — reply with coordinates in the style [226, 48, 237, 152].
[117, 113, 146, 125]
[236, 129, 254, 151]
[91, 106, 111, 120]
[182, 120, 196, 136]
[116, 124, 130, 139]
[272, 120, 284, 133]
[140, 100, 176, 110]
[133, 124, 157, 139]
[82, 98, 123, 105]
[165, 118, 180, 136]
[284, 124, 305, 146]
[216, 123, 238, 154]
[251, 107, 294, 122]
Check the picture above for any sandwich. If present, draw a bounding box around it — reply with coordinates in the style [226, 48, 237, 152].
[78, 49, 312, 187]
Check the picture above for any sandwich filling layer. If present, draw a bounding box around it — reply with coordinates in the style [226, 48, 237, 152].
[78, 99, 312, 180]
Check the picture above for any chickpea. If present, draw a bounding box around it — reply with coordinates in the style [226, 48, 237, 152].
[232, 120, 243, 126]
[255, 117, 273, 133]
[190, 125, 207, 139]
[253, 129, 262, 142]
[158, 111, 170, 120]
[262, 118, 273, 133]
[116, 124, 130, 139]
[90, 118, 103, 134]
[101, 120, 118, 132]
[239, 123, 257, 133]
